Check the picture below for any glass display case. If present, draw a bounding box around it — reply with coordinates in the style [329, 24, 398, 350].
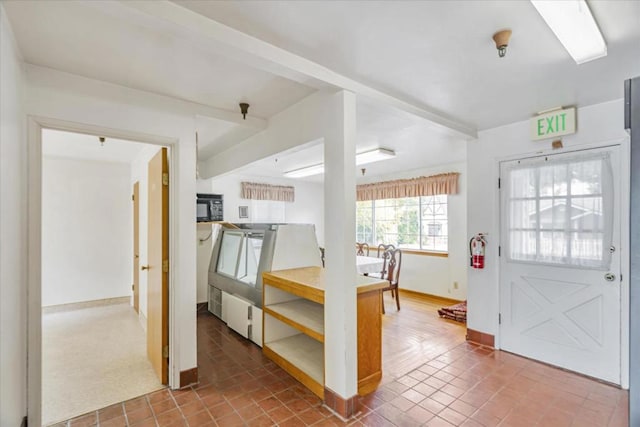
[216, 230, 264, 286]
[208, 223, 322, 319]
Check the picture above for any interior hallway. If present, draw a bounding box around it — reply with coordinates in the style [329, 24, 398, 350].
[53, 293, 627, 426]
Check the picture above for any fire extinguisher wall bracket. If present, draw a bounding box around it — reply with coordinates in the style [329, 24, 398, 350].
[470, 233, 487, 269]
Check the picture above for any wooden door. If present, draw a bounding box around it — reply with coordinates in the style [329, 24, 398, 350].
[499, 146, 622, 384]
[147, 148, 169, 384]
[133, 182, 140, 313]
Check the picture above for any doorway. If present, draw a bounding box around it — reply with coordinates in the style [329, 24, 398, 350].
[29, 121, 176, 426]
[499, 145, 626, 384]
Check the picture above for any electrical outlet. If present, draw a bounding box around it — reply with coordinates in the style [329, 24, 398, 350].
[453, 281, 459, 289]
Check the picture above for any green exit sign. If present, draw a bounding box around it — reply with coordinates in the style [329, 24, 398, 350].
[530, 107, 576, 141]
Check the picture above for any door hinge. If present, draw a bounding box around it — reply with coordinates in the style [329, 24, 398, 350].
[162, 172, 169, 186]
[498, 246, 501, 257]
[499, 313, 502, 325]
[162, 345, 169, 358]
[132, 194, 135, 201]
[620, 274, 623, 282]
[498, 178, 501, 189]
[162, 259, 169, 273]
[132, 284, 135, 291]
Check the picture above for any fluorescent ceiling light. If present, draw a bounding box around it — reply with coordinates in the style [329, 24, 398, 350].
[284, 148, 396, 178]
[355, 148, 396, 165]
[531, 0, 607, 64]
[284, 163, 325, 178]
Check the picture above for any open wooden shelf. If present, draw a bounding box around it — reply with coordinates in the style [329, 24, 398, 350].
[265, 334, 323, 382]
[264, 299, 324, 342]
[262, 266, 387, 400]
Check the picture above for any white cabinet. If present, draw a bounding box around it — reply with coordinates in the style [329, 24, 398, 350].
[221, 291, 262, 346]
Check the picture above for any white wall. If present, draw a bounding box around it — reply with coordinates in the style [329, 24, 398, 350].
[25, 65, 198, 386]
[467, 99, 627, 337]
[0, 4, 27, 425]
[359, 162, 468, 300]
[195, 174, 324, 303]
[42, 157, 133, 306]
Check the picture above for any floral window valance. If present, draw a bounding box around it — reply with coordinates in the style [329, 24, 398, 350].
[356, 172, 460, 201]
[241, 182, 295, 202]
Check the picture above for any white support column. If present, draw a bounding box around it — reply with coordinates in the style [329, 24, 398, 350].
[323, 90, 358, 399]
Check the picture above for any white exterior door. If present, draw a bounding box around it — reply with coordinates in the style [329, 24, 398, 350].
[499, 146, 622, 384]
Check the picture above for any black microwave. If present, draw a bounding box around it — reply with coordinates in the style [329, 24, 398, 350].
[197, 194, 223, 222]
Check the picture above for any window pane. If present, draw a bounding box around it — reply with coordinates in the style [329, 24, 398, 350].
[356, 200, 373, 243]
[570, 197, 603, 231]
[510, 200, 537, 229]
[505, 153, 612, 268]
[420, 195, 448, 252]
[537, 199, 568, 230]
[510, 168, 537, 198]
[539, 164, 568, 197]
[420, 235, 433, 250]
[539, 231, 568, 262]
[509, 231, 537, 261]
[571, 232, 604, 264]
[397, 200, 419, 248]
[571, 159, 602, 195]
[356, 195, 448, 253]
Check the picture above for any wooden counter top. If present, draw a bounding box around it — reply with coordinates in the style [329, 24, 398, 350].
[263, 266, 388, 297]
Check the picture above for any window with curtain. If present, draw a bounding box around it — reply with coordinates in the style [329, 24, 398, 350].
[355, 173, 458, 253]
[502, 152, 613, 269]
[356, 195, 448, 252]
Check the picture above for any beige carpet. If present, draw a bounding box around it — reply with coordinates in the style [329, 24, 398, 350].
[42, 302, 164, 426]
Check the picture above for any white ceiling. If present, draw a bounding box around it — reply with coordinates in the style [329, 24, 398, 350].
[177, 0, 640, 130]
[233, 97, 468, 183]
[6, 1, 640, 181]
[42, 129, 148, 164]
[4, 0, 313, 158]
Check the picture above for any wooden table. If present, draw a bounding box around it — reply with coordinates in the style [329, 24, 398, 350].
[356, 255, 384, 275]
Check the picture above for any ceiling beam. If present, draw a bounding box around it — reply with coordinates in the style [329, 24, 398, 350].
[26, 64, 267, 130]
[121, 1, 477, 139]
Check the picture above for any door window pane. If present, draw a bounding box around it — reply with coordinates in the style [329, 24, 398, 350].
[503, 153, 612, 269]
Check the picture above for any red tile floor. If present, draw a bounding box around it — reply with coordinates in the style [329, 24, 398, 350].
[55, 296, 628, 426]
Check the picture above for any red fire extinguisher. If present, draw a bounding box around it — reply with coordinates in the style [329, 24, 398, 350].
[469, 233, 487, 269]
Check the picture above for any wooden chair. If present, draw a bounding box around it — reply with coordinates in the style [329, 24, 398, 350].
[367, 244, 396, 279]
[380, 248, 402, 314]
[376, 243, 396, 258]
[356, 242, 370, 256]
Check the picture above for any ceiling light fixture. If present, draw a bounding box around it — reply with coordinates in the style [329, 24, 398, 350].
[239, 102, 250, 120]
[283, 148, 396, 178]
[355, 148, 395, 165]
[530, 0, 606, 64]
[284, 163, 325, 178]
[492, 29, 512, 58]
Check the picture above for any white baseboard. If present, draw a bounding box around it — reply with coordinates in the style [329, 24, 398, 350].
[42, 296, 130, 313]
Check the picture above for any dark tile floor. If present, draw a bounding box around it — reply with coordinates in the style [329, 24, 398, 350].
[54, 297, 628, 426]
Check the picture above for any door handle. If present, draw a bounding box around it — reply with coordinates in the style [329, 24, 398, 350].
[604, 273, 616, 282]
[141, 265, 150, 271]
